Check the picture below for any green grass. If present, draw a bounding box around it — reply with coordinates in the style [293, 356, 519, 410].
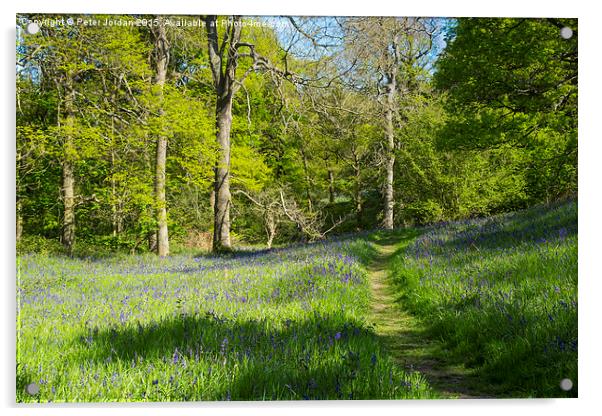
[16, 238, 434, 402]
[388, 199, 578, 397]
[16, 201, 577, 401]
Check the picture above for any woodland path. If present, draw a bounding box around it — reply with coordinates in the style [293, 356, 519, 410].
[367, 232, 490, 399]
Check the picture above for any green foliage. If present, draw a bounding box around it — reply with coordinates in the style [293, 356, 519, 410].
[434, 18, 577, 203]
[17, 15, 577, 253]
[231, 143, 272, 192]
[403, 200, 444, 225]
[17, 235, 63, 255]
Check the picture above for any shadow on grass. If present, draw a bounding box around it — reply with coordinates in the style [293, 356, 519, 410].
[71, 312, 424, 401]
[386, 301, 578, 398]
[375, 328, 499, 398]
[435, 199, 577, 253]
[367, 228, 421, 247]
[385, 201, 578, 398]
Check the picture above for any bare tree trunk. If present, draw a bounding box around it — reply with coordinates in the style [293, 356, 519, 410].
[110, 147, 119, 237]
[148, 232, 157, 252]
[108, 84, 120, 238]
[205, 15, 243, 252]
[116, 215, 123, 234]
[61, 81, 76, 255]
[152, 17, 170, 256]
[328, 169, 335, 204]
[209, 187, 215, 216]
[265, 211, 276, 249]
[354, 161, 362, 225]
[141, 131, 157, 252]
[213, 99, 233, 251]
[62, 159, 75, 254]
[382, 71, 396, 230]
[155, 137, 169, 256]
[16, 197, 23, 241]
[300, 145, 313, 211]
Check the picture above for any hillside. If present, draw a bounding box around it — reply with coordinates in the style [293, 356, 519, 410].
[17, 200, 577, 401]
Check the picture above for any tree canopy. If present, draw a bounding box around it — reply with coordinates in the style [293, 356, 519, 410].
[16, 15, 578, 255]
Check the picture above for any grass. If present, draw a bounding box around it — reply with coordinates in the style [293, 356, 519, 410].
[16, 200, 577, 401]
[16, 238, 434, 402]
[366, 230, 488, 398]
[388, 199, 578, 397]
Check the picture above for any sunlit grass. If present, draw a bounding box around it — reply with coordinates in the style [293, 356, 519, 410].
[16, 201, 577, 401]
[17, 238, 433, 402]
[390, 199, 578, 397]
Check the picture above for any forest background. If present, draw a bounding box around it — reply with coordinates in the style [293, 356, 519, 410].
[16, 14, 577, 256]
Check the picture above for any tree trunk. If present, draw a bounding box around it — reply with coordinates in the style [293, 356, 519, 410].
[155, 138, 169, 256]
[62, 81, 76, 255]
[148, 232, 157, 252]
[152, 17, 170, 256]
[213, 98, 233, 251]
[62, 159, 75, 254]
[300, 145, 313, 211]
[354, 162, 362, 225]
[16, 197, 23, 241]
[209, 187, 216, 216]
[265, 212, 276, 249]
[205, 15, 243, 252]
[382, 72, 396, 230]
[110, 147, 119, 237]
[328, 169, 335, 204]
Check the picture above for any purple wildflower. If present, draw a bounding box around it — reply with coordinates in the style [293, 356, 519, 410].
[220, 337, 229, 355]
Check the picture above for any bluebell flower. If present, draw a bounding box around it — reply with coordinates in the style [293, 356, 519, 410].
[220, 337, 229, 355]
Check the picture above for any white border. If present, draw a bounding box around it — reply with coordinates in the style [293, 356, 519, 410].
[2, 1, 600, 415]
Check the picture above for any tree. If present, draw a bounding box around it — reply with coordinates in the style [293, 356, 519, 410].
[151, 16, 171, 256]
[21, 21, 99, 254]
[434, 18, 578, 202]
[15, 14, 576, 254]
[203, 16, 244, 252]
[341, 17, 435, 229]
[309, 85, 376, 225]
[203, 15, 302, 251]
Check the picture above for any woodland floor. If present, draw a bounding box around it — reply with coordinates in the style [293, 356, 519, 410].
[367, 231, 492, 399]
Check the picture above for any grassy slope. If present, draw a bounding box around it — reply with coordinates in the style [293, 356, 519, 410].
[389, 199, 578, 397]
[16, 200, 577, 401]
[17, 238, 434, 402]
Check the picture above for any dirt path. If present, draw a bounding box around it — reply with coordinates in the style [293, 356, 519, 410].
[367, 235, 488, 399]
